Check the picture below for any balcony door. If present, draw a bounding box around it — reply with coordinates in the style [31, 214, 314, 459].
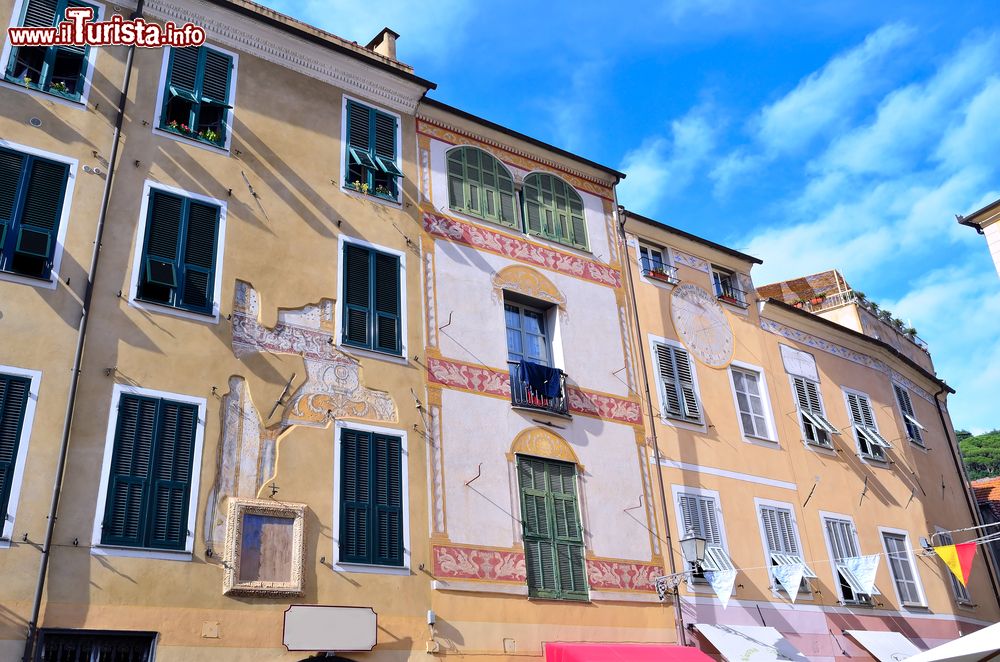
[505, 302, 550, 366]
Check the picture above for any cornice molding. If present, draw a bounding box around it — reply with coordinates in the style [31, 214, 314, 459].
[144, 0, 428, 112]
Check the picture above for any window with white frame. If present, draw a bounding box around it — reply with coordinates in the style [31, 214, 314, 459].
[0, 367, 39, 545]
[893, 383, 925, 446]
[638, 243, 676, 283]
[758, 503, 816, 593]
[936, 530, 972, 604]
[882, 531, 924, 607]
[676, 491, 733, 583]
[791, 376, 838, 447]
[845, 390, 891, 461]
[653, 342, 702, 423]
[731, 367, 770, 440]
[712, 267, 746, 306]
[824, 516, 878, 604]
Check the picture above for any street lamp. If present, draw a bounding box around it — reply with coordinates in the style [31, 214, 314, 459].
[654, 529, 708, 602]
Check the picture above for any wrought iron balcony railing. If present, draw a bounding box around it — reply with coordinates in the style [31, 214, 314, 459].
[714, 281, 749, 308]
[508, 362, 569, 416]
[639, 256, 679, 284]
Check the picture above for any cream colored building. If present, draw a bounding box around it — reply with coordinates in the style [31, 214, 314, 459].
[958, 197, 1000, 279]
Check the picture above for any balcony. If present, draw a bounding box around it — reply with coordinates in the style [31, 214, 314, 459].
[793, 290, 930, 355]
[639, 256, 679, 284]
[508, 362, 569, 416]
[714, 281, 748, 308]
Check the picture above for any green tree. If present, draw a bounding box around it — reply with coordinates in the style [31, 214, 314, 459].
[955, 429, 973, 443]
[959, 429, 1000, 480]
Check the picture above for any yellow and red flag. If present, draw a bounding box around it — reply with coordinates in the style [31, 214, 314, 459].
[934, 542, 977, 586]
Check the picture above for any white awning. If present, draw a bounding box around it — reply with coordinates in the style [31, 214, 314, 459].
[845, 630, 921, 662]
[694, 624, 809, 661]
[904, 622, 1000, 662]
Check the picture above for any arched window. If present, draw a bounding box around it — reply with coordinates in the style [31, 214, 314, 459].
[447, 146, 518, 229]
[521, 173, 587, 250]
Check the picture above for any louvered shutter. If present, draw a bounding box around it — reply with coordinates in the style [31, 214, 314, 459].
[522, 176, 543, 235]
[674, 349, 702, 421]
[15, 158, 67, 275]
[498, 166, 517, 227]
[167, 47, 200, 100]
[22, 0, 58, 27]
[760, 505, 797, 554]
[146, 401, 196, 549]
[678, 494, 721, 546]
[373, 433, 403, 566]
[339, 428, 371, 563]
[199, 48, 231, 106]
[179, 200, 219, 312]
[141, 191, 183, 297]
[0, 149, 25, 252]
[342, 244, 372, 348]
[549, 462, 586, 595]
[568, 196, 587, 250]
[894, 384, 923, 444]
[347, 101, 370, 151]
[519, 458, 556, 594]
[372, 252, 401, 354]
[447, 150, 465, 210]
[102, 395, 157, 547]
[373, 111, 402, 178]
[654, 344, 682, 417]
[0, 375, 30, 525]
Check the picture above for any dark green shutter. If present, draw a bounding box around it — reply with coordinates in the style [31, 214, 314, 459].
[521, 173, 588, 250]
[22, 0, 58, 28]
[15, 159, 67, 269]
[518, 456, 587, 599]
[102, 395, 157, 547]
[0, 375, 31, 525]
[342, 243, 371, 348]
[167, 47, 199, 97]
[102, 395, 197, 550]
[179, 201, 218, 312]
[347, 101, 371, 152]
[0, 149, 25, 250]
[162, 46, 232, 144]
[139, 191, 183, 302]
[340, 429, 371, 563]
[372, 252, 400, 354]
[373, 112, 396, 166]
[373, 433, 403, 565]
[146, 401, 196, 549]
[199, 49, 231, 104]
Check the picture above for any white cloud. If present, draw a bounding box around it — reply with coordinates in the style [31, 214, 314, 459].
[547, 59, 609, 153]
[616, 108, 718, 213]
[266, 0, 475, 62]
[935, 76, 1000, 171]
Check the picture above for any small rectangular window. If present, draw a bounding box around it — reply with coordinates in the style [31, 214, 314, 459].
[136, 189, 221, 315]
[883, 532, 923, 606]
[0, 146, 69, 280]
[639, 243, 677, 283]
[731, 367, 770, 439]
[339, 428, 403, 567]
[0, 373, 31, 531]
[824, 517, 878, 604]
[712, 267, 747, 306]
[936, 530, 972, 604]
[341, 242, 402, 355]
[893, 384, 924, 446]
[345, 100, 401, 199]
[846, 391, 891, 460]
[4, 0, 97, 101]
[654, 343, 702, 423]
[101, 393, 198, 551]
[677, 492, 732, 583]
[35, 630, 157, 661]
[159, 46, 234, 147]
[791, 376, 837, 447]
[518, 456, 587, 600]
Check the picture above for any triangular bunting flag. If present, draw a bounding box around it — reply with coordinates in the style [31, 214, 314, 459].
[844, 554, 880, 595]
[934, 542, 977, 586]
[773, 563, 805, 603]
[705, 569, 737, 609]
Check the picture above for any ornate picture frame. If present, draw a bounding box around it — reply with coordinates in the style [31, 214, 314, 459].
[223, 498, 306, 596]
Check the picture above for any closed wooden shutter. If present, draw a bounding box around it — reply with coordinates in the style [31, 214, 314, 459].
[446, 147, 518, 229]
[519, 457, 586, 599]
[339, 428, 404, 566]
[102, 394, 197, 550]
[342, 243, 372, 348]
[655, 344, 701, 422]
[372, 252, 400, 354]
[339, 428, 371, 563]
[654, 344, 681, 417]
[760, 505, 798, 554]
[16, 159, 67, 263]
[179, 200, 218, 312]
[373, 433, 403, 565]
[167, 47, 200, 96]
[678, 493, 721, 546]
[0, 374, 30, 524]
[200, 49, 231, 105]
[0, 149, 25, 253]
[22, 0, 59, 28]
[521, 173, 587, 249]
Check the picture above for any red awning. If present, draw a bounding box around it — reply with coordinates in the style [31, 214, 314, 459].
[544, 642, 716, 661]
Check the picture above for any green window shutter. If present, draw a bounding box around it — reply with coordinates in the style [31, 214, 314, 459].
[146, 400, 197, 549]
[522, 173, 587, 249]
[102, 395, 157, 547]
[139, 191, 183, 304]
[447, 147, 519, 229]
[372, 252, 401, 354]
[342, 243, 372, 348]
[0, 374, 31, 524]
[346, 101, 371, 151]
[447, 150, 466, 209]
[339, 428, 371, 563]
[373, 433, 403, 566]
[162, 46, 232, 145]
[0, 149, 26, 251]
[518, 457, 586, 600]
[373, 111, 402, 178]
[178, 201, 219, 313]
[167, 47, 199, 99]
[200, 49, 231, 104]
[15, 158, 67, 268]
[22, 0, 59, 28]
[522, 177, 543, 235]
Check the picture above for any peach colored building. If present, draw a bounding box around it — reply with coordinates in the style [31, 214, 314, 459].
[958, 197, 1000, 279]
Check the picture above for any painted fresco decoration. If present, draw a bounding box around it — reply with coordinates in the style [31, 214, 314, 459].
[203, 281, 398, 548]
[492, 265, 567, 312]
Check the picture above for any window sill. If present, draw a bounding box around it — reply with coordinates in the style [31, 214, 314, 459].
[0, 78, 88, 108]
[527, 594, 590, 603]
[91, 544, 192, 562]
[0, 269, 57, 290]
[859, 454, 890, 466]
[662, 415, 707, 433]
[152, 126, 231, 156]
[342, 186, 402, 208]
[339, 344, 408, 366]
[129, 296, 220, 325]
[804, 441, 837, 454]
[639, 271, 679, 290]
[333, 561, 409, 576]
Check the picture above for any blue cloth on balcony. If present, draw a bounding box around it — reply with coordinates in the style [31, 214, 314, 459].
[520, 360, 562, 399]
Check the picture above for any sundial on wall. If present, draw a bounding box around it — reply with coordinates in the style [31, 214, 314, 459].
[670, 282, 735, 368]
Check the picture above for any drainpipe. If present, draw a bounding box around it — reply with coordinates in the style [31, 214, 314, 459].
[933, 386, 1000, 602]
[23, 2, 144, 659]
[614, 205, 688, 647]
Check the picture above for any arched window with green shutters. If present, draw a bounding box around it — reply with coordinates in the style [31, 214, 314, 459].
[4, 0, 98, 101]
[446, 146, 518, 229]
[521, 173, 588, 250]
[159, 45, 235, 147]
[0, 146, 69, 280]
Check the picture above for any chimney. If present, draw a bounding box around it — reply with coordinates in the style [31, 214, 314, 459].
[366, 27, 400, 61]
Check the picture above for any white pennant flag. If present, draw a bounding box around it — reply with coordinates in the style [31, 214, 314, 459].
[844, 554, 880, 595]
[705, 569, 737, 609]
[773, 563, 805, 603]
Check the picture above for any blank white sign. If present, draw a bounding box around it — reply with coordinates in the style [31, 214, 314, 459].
[283, 605, 377, 652]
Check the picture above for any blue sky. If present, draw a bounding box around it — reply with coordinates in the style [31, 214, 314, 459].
[269, 0, 1000, 433]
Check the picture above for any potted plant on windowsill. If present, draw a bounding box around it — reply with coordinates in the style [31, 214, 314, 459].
[810, 295, 824, 305]
[48, 81, 75, 98]
[792, 299, 805, 309]
[646, 267, 674, 283]
[165, 120, 223, 147]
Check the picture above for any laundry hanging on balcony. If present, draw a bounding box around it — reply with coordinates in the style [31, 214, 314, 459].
[520, 360, 563, 399]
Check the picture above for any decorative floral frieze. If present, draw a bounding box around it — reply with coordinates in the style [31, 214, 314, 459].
[672, 250, 710, 273]
[585, 559, 662, 592]
[433, 545, 527, 583]
[423, 212, 622, 289]
[427, 356, 641, 425]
